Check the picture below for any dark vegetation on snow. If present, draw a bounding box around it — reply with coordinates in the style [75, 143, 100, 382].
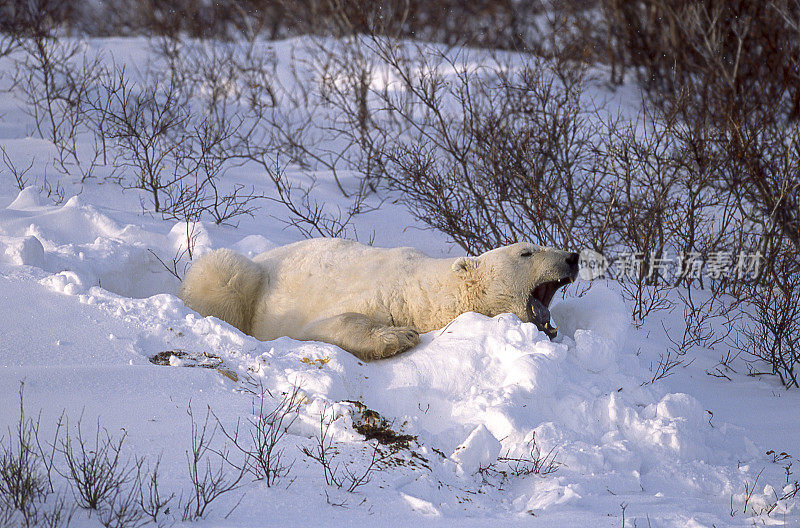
[347, 401, 416, 448]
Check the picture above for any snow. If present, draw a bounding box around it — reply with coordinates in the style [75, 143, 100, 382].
[0, 37, 798, 528]
[450, 425, 502, 476]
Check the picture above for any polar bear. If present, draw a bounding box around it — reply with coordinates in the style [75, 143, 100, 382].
[178, 238, 578, 361]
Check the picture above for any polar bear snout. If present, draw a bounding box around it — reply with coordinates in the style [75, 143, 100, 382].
[534, 250, 579, 289]
[553, 250, 580, 283]
[564, 252, 579, 281]
[566, 251, 579, 267]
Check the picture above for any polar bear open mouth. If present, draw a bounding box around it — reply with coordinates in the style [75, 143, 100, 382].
[529, 276, 573, 309]
[526, 276, 573, 339]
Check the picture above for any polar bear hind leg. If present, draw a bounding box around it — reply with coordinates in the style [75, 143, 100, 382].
[299, 313, 420, 361]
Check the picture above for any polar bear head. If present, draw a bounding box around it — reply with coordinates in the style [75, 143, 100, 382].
[452, 242, 579, 338]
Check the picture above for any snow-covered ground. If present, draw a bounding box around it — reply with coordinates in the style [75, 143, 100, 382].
[1, 38, 799, 528]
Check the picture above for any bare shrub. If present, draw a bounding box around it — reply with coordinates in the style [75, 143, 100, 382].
[214, 383, 302, 487]
[236, 101, 378, 241]
[601, 1, 800, 120]
[3, 492, 76, 528]
[741, 249, 800, 388]
[600, 2, 799, 263]
[136, 456, 173, 525]
[0, 4, 20, 61]
[0, 385, 49, 526]
[596, 109, 682, 321]
[364, 41, 605, 255]
[0, 149, 65, 205]
[301, 405, 390, 493]
[10, 0, 106, 180]
[152, 37, 278, 112]
[600, 1, 800, 384]
[0, 384, 70, 528]
[97, 476, 146, 528]
[304, 35, 385, 191]
[497, 432, 560, 477]
[2, 0, 560, 53]
[642, 349, 686, 386]
[181, 405, 247, 521]
[263, 159, 376, 240]
[149, 35, 378, 241]
[35, 493, 75, 528]
[58, 418, 136, 511]
[0, 497, 11, 526]
[1, 146, 34, 190]
[1, 386, 175, 527]
[97, 68, 190, 213]
[146, 220, 201, 281]
[668, 289, 738, 356]
[169, 117, 263, 227]
[95, 58, 266, 228]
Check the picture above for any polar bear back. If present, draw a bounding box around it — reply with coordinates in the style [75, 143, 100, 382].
[250, 238, 457, 339]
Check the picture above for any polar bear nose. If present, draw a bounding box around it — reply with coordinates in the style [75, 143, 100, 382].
[566, 252, 579, 266]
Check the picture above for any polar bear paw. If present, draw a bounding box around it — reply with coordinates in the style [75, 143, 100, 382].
[373, 326, 420, 358]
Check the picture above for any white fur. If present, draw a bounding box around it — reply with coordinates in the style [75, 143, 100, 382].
[179, 238, 576, 361]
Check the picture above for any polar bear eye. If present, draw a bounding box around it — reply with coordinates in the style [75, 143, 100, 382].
[520, 250, 533, 258]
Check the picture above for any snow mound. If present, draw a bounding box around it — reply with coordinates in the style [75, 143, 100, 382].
[450, 424, 502, 476]
[192, 286, 754, 514]
[1, 188, 205, 297]
[0, 234, 45, 266]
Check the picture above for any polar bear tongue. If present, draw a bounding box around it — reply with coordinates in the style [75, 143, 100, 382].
[527, 297, 557, 340]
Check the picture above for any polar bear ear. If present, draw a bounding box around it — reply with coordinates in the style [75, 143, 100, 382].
[452, 256, 479, 276]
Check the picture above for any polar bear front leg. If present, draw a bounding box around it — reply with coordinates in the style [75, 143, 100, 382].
[298, 312, 420, 361]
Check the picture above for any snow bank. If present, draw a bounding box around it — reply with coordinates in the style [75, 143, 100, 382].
[0, 185, 789, 526]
